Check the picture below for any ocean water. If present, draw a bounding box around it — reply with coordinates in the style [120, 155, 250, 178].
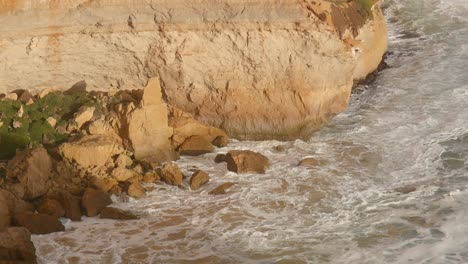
[32, 0, 468, 263]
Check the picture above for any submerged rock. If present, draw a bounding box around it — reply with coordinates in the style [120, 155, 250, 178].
[208, 182, 237, 195]
[100, 207, 139, 220]
[226, 150, 269, 174]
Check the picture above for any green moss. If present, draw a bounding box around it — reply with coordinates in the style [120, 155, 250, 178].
[0, 91, 100, 160]
[354, 0, 373, 11]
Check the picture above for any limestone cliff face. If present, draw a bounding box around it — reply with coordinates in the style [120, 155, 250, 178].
[0, 0, 387, 140]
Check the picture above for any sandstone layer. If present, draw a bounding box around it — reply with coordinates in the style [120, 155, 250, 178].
[0, 0, 387, 140]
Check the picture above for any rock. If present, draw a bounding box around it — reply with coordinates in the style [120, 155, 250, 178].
[159, 162, 184, 186]
[115, 154, 133, 168]
[81, 188, 112, 217]
[89, 176, 119, 193]
[46, 117, 57, 127]
[226, 150, 269, 174]
[17, 105, 24, 118]
[72, 106, 95, 130]
[178, 136, 214, 156]
[7, 147, 52, 200]
[298, 158, 326, 167]
[48, 192, 82, 221]
[36, 199, 65, 219]
[4, 93, 18, 101]
[100, 207, 139, 220]
[214, 154, 227, 163]
[169, 106, 229, 149]
[13, 212, 65, 235]
[18, 90, 33, 104]
[394, 186, 417, 194]
[208, 182, 237, 195]
[127, 78, 176, 162]
[26, 98, 35, 106]
[0, 120, 3, 128]
[143, 172, 160, 183]
[59, 135, 123, 168]
[0, 227, 37, 264]
[12, 120, 22, 129]
[112, 168, 138, 182]
[127, 181, 145, 198]
[189, 170, 210, 190]
[0, 192, 11, 229]
[64, 80, 87, 95]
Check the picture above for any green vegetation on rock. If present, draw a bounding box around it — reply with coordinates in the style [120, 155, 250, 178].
[0, 91, 98, 160]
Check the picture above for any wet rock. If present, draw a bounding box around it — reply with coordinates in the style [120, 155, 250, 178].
[14, 212, 65, 235]
[49, 192, 82, 221]
[127, 180, 145, 198]
[394, 186, 417, 194]
[36, 199, 65, 219]
[190, 170, 210, 190]
[59, 135, 123, 168]
[178, 136, 214, 156]
[81, 188, 112, 217]
[159, 162, 184, 186]
[226, 150, 269, 174]
[7, 147, 52, 200]
[208, 182, 237, 195]
[100, 207, 139, 220]
[214, 153, 227, 163]
[212, 135, 229, 148]
[297, 157, 325, 167]
[0, 227, 37, 264]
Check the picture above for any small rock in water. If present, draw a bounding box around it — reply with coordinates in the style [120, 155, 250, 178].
[208, 182, 237, 195]
[214, 153, 227, 163]
[190, 170, 210, 190]
[159, 162, 184, 186]
[394, 186, 417, 194]
[297, 157, 326, 167]
[226, 150, 269, 174]
[212, 135, 229, 148]
[81, 188, 112, 217]
[100, 207, 139, 220]
[127, 180, 146, 198]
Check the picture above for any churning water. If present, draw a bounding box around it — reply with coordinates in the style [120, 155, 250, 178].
[32, 0, 468, 263]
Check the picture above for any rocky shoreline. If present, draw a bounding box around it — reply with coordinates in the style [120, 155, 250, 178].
[0, 79, 283, 263]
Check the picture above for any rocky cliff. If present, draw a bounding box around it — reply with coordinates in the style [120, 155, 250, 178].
[0, 0, 387, 140]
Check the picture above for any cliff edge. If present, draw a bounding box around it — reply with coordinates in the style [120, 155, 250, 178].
[0, 0, 387, 140]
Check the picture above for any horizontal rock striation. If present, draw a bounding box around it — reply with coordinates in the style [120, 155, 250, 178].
[0, 0, 387, 140]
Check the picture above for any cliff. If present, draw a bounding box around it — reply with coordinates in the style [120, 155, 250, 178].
[0, 0, 387, 140]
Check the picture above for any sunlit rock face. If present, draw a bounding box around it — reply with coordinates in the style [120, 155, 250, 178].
[0, 0, 387, 140]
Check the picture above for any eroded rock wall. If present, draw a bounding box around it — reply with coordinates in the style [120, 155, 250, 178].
[0, 0, 387, 140]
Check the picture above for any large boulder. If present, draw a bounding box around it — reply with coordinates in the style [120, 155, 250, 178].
[169, 106, 229, 149]
[13, 212, 65, 235]
[127, 78, 176, 162]
[0, 227, 37, 264]
[178, 136, 215, 156]
[81, 188, 112, 217]
[59, 135, 124, 168]
[226, 150, 269, 174]
[7, 147, 52, 200]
